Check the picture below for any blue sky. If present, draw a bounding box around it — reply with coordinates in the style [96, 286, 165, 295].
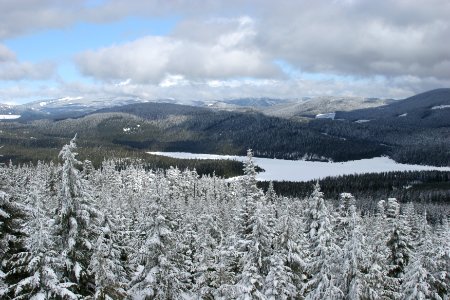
[0, 0, 449, 104]
[2, 16, 178, 95]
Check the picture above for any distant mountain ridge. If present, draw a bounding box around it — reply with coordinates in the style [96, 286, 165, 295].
[262, 96, 393, 119]
[0, 94, 392, 121]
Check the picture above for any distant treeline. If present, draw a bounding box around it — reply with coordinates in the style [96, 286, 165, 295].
[258, 170, 450, 222]
[0, 144, 246, 179]
[259, 170, 450, 203]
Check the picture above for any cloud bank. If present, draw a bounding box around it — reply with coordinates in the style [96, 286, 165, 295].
[1, 0, 450, 103]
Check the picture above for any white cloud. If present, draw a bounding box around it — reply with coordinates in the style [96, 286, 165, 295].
[76, 17, 280, 83]
[0, 44, 55, 81]
[257, 0, 450, 80]
[159, 75, 188, 88]
[0, 61, 55, 81]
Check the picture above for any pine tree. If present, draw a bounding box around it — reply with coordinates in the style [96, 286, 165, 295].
[54, 135, 101, 296]
[264, 255, 296, 300]
[265, 182, 277, 205]
[340, 205, 371, 300]
[386, 198, 400, 220]
[0, 269, 5, 298]
[303, 183, 342, 299]
[89, 216, 128, 300]
[425, 217, 450, 299]
[264, 214, 303, 299]
[8, 192, 78, 300]
[192, 213, 221, 298]
[129, 199, 187, 299]
[386, 201, 412, 280]
[402, 251, 431, 299]
[0, 190, 29, 299]
[235, 201, 272, 300]
[335, 193, 356, 247]
[242, 149, 260, 199]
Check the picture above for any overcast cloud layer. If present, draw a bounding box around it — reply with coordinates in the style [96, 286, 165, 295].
[1, 0, 449, 103]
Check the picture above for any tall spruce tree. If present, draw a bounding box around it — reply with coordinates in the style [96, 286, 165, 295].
[0, 190, 29, 299]
[129, 198, 188, 299]
[303, 183, 342, 299]
[55, 135, 101, 297]
[8, 190, 78, 300]
[236, 201, 272, 300]
[89, 216, 128, 300]
[264, 213, 303, 299]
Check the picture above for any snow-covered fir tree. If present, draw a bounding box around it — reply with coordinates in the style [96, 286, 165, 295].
[129, 196, 188, 299]
[54, 135, 102, 297]
[89, 216, 128, 299]
[0, 190, 29, 299]
[235, 201, 272, 299]
[264, 213, 303, 299]
[303, 183, 342, 299]
[7, 189, 78, 300]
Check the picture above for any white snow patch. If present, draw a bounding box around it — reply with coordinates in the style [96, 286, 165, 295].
[123, 128, 131, 132]
[398, 113, 408, 117]
[148, 152, 450, 182]
[0, 114, 20, 119]
[315, 112, 336, 119]
[30, 292, 46, 300]
[431, 104, 450, 110]
[39, 101, 47, 107]
[58, 96, 84, 102]
[355, 119, 371, 123]
[74, 262, 82, 282]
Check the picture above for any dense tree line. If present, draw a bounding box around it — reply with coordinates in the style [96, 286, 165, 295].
[259, 171, 450, 223]
[1, 140, 448, 299]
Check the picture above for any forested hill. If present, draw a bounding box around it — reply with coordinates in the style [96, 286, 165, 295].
[96, 102, 211, 119]
[91, 102, 386, 161]
[1, 89, 449, 166]
[0, 141, 448, 299]
[89, 89, 450, 166]
[336, 88, 450, 127]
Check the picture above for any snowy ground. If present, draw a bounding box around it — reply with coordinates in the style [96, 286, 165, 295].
[148, 152, 450, 182]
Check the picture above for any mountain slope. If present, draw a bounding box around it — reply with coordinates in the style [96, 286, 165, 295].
[336, 88, 450, 127]
[263, 96, 391, 119]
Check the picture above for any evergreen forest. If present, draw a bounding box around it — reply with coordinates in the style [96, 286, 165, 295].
[1, 137, 448, 299]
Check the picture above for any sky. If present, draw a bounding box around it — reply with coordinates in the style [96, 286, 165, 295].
[0, 0, 449, 104]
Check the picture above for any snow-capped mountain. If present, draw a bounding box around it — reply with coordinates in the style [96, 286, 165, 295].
[262, 96, 392, 119]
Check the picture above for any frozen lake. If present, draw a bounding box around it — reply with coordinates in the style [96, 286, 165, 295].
[0, 114, 21, 120]
[148, 152, 450, 182]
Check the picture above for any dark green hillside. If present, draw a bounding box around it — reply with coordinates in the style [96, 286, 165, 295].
[92, 103, 387, 161]
[336, 88, 450, 127]
[1, 88, 449, 167]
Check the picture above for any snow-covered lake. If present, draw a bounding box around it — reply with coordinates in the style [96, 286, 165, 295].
[0, 114, 21, 120]
[148, 152, 450, 182]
